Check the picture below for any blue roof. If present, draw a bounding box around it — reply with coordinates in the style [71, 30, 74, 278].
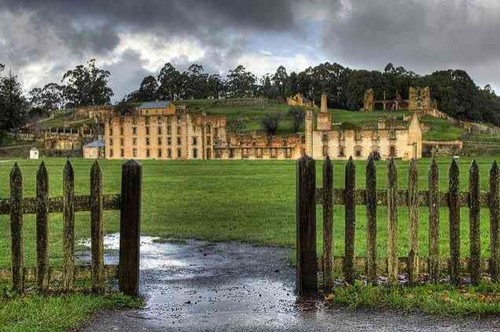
[84, 140, 105, 148]
[138, 101, 170, 109]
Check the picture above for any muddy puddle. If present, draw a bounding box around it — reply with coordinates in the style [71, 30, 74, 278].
[80, 235, 500, 332]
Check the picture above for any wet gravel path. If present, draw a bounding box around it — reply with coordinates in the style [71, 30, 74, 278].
[81, 236, 500, 331]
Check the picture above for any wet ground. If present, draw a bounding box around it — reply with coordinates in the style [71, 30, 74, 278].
[81, 236, 500, 331]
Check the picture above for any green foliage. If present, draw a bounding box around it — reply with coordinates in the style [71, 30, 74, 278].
[260, 113, 280, 136]
[62, 59, 113, 107]
[0, 70, 28, 134]
[226, 117, 247, 133]
[287, 107, 305, 133]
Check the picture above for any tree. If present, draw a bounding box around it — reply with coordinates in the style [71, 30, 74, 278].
[157, 63, 181, 100]
[0, 71, 28, 135]
[261, 114, 279, 136]
[127, 75, 158, 102]
[62, 59, 113, 106]
[272, 66, 289, 98]
[226, 65, 256, 97]
[288, 107, 305, 133]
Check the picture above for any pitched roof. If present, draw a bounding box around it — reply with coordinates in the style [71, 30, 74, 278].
[137, 101, 170, 109]
[84, 140, 105, 148]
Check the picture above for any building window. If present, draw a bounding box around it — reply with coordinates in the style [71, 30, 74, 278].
[145, 117, 150, 125]
[177, 126, 182, 135]
[132, 127, 137, 135]
[177, 137, 181, 145]
[120, 149, 124, 157]
[338, 147, 345, 157]
[206, 125, 211, 134]
[271, 148, 278, 158]
[120, 138, 124, 146]
[206, 137, 211, 145]
[158, 137, 162, 145]
[133, 138, 137, 145]
[167, 126, 172, 135]
[242, 148, 248, 158]
[146, 149, 150, 158]
[167, 137, 172, 145]
[285, 148, 291, 159]
[389, 130, 397, 140]
[206, 148, 211, 159]
[120, 127, 124, 136]
[229, 149, 234, 158]
[389, 146, 397, 157]
[109, 138, 113, 146]
[158, 117, 163, 124]
[132, 117, 137, 125]
[354, 147, 362, 157]
[158, 149, 162, 158]
[214, 128, 218, 137]
[146, 127, 150, 136]
[133, 148, 137, 158]
[177, 148, 181, 158]
[256, 148, 263, 158]
[158, 127, 162, 135]
[192, 137, 197, 145]
[109, 127, 113, 136]
[110, 149, 113, 157]
[167, 117, 172, 125]
[146, 137, 150, 146]
[192, 148, 198, 159]
[167, 148, 172, 158]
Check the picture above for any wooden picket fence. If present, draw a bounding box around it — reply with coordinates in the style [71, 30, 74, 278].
[1, 160, 142, 296]
[296, 156, 500, 295]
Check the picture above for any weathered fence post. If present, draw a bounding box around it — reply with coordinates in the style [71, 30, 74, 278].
[10, 164, 23, 293]
[365, 157, 377, 284]
[119, 160, 142, 296]
[63, 160, 75, 291]
[322, 156, 333, 291]
[296, 155, 317, 295]
[36, 162, 49, 292]
[428, 159, 440, 282]
[449, 159, 460, 285]
[489, 161, 500, 281]
[408, 159, 419, 284]
[91, 161, 105, 294]
[387, 158, 398, 284]
[344, 157, 355, 284]
[469, 160, 480, 285]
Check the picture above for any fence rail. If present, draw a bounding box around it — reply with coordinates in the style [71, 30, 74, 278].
[296, 155, 500, 295]
[5, 160, 141, 296]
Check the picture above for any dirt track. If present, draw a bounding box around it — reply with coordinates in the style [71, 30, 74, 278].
[80, 236, 500, 331]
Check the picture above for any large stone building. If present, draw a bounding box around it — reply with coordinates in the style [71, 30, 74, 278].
[287, 93, 315, 108]
[105, 101, 226, 160]
[104, 95, 422, 161]
[307, 93, 422, 160]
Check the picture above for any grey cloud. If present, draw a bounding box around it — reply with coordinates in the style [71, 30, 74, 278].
[321, 0, 500, 80]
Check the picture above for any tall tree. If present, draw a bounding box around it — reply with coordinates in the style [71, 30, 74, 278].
[226, 65, 256, 97]
[0, 71, 28, 134]
[127, 75, 158, 102]
[62, 59, 113, 106]
[157, 62, 181, 100]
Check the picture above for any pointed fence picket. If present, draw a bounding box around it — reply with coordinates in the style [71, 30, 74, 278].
[2, 160, 142, 296]
[296, 155, 500, 294]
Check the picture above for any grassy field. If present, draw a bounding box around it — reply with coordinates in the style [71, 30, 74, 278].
[0, 156, 499, 329]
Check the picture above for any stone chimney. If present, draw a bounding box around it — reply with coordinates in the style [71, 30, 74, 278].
[321, 92, 328, 113]
[317, 92, 331, 131]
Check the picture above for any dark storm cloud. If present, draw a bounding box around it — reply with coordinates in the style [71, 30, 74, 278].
[321, 0, 500, 75]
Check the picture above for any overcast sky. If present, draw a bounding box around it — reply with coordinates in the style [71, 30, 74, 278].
[1, 0, 500, 101]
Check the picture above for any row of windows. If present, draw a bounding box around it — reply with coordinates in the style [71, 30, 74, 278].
[324, 146, 397, 158]
[108, 148, 207, 159]
[109, 125, 217, 137]
[109, 136, 210, 147]
[227, 148, 293, 159]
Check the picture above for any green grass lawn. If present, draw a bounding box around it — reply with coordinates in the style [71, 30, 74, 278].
[0, 156, 499, 329]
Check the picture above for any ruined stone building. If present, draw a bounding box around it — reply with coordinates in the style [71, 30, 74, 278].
[287, 93, 315, 108]
[363, 87, 434, 112]
[307, 93, 422, 160]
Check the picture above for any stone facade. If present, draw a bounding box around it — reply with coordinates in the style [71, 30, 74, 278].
[287, 93, 314, 108]
[307, 95, 422, 160]
[104, 108, 226, 160]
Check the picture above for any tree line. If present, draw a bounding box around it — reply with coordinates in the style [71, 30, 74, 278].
[126, 62, 500, 126]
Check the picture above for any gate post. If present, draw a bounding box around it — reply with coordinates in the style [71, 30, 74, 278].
[119, 160, 142, 296]
[296, 155, 317, 295]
